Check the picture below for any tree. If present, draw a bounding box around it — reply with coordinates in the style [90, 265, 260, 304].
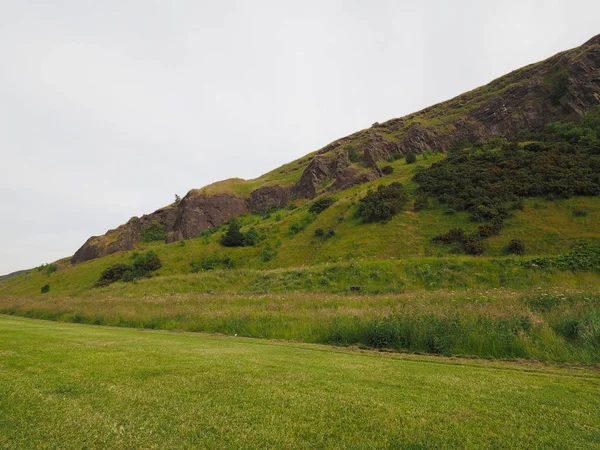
[221, 219, 245, 247]
[405, 152, 417, 164]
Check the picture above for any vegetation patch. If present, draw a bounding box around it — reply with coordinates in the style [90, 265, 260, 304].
[308, 196, 336, 214]
[141, 221, 166, 243]
[358, 182, 409, 223]
[95, 251, 162, 287]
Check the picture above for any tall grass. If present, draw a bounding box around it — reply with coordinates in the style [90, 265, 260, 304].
[2, 288, 599, 364]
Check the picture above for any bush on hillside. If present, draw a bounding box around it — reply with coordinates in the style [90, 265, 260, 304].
[141, 221, 166, 243]
[40, 284, 50, 294]
[94, 251, 162, 288]
[221, 219, 244, 247]
[345, 145, 360, 163]
[190, 253, 236, 272]
[405, 152, 416, 164]
[381, 165, 394, 175]
[309, 196, 336, 214]
[506, 239, 526, 255]
[220, 219, 260, 247]
[358, 183, 409, 223]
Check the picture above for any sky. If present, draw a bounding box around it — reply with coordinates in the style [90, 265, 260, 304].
[0, 0, 599, 275]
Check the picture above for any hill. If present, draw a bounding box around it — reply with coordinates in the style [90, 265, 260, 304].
[70, 34, 600, 263]
[1, 35, 599, 366]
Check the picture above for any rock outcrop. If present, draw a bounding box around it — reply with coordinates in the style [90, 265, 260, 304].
[71, 35, 600, 264]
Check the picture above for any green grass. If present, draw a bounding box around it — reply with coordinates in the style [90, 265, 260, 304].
[1, 315, 599, 449]
[2, 288, 599, 364]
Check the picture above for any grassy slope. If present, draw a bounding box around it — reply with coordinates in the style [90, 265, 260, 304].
[1, 315, 599, 449]
[2, 153, 599, 297]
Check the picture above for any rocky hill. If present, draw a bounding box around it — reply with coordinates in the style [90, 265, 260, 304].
[72, 34, 600, 264]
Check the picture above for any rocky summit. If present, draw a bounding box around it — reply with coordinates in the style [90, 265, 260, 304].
[72, 35, 600, 264]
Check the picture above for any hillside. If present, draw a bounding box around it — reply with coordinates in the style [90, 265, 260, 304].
[1, 35, 600, 365]
[70, 34, 600, 263]
[0, 35, 598, 299]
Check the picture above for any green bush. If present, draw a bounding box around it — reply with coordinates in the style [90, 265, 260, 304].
[358, 183, 409, 223]
[413, 194, 429, 211]
[405, 152, 416, 164]
[190, 253, 236, 272]
[288, 213, 317, 235]
[44, 264, 58, 275]
[314, 228, 325, 237]
[40, 284, 50, 294]
[381, 165, 394, 175]
[309, 197, 336, 214]
[465, 237, 484, 256]
[345, 145, 360, 163]
[141, 221, 166, 243]
[221, 220, 259, 247]
[242, 228, 259, 246]
[506, 239, 526, 255]
[221, 219, 244, 247]
[94, 251, 162, 287]
[95, 263, 131, 288]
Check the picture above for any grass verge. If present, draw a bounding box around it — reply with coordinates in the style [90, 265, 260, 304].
[2, 288, 599, 364]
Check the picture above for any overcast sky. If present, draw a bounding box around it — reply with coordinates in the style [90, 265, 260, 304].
[0, 1, 599, 274]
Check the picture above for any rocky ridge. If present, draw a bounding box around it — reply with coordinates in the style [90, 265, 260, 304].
[72, 35, 600, 264]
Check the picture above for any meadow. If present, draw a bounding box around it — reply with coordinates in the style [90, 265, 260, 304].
[1, 315, 599, 449]
[2, 287, 599, 364]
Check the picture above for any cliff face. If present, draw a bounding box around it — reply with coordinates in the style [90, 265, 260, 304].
[71, 35, 600, 264]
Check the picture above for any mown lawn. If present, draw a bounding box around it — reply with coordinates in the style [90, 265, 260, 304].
[1, 316, 598, 449]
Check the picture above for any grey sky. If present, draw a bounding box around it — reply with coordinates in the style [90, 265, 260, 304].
[1, 1, 599, 274]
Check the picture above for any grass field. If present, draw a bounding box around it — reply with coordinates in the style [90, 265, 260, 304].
[2, 287, 599, 364]
[1, 316, 599, 449]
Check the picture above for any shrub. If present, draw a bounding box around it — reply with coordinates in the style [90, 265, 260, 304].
[132, 250, 162, 273]
[465, 237, 484, 255]
[40, 284, 50, 294]
[381, 165, 394, 175]
[433, 228, 466, 245]
[314, 228, 325, 237]
[178, 240, 186, 247]
[506, 239, 526, 255]
[345, 145, 360, 163]
[477, 223, 501, 238]
[190, 253, 236, 272]
[94, 251, 161, 287]
[221, 219, 244, 247]
[358, 182, 409, 223]
[288, 213, 317, 235]
[242, 228, 259, 247]
[44, 264, 58, 275]
[260, 241, 278, 262]
[141, 221, 166, 242]
[327, 229, 336, 238]
[413, 194, 429, 211]
[309, 196, 336, 214]
[95, 263, 131, 288]
[405, 152, 416, 164]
